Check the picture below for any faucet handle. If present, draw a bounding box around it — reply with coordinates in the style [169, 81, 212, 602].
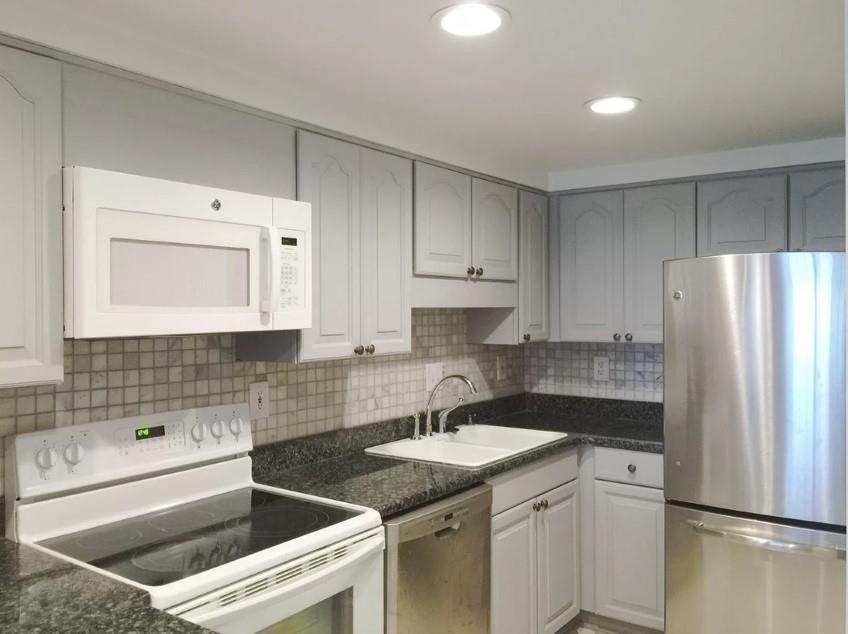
[412, 412, 421, 440]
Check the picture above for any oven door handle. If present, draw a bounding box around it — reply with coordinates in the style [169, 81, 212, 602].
[174, 532, 384, 625]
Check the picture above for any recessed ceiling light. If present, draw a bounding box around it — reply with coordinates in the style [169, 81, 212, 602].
[586, 96, 641, 114]
[433, 3, 510, 37]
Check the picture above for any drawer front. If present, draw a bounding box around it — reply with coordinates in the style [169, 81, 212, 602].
[595, 448, 663, 489]
[488, 450, 578, 515]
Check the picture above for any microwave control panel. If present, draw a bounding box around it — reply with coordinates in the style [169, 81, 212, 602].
[278, 230, 305, 310]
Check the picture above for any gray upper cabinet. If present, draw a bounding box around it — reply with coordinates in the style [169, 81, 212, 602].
[297, 132, 362, 361]
[558, 190, 624, 343]
[0, 46, 63, 387]
[696, 174, 787, 255]
[519, 191, 549, 342]
[623, 183, 696, 343]
[789, 167, 845, 252]
[414, 163, 472, 278]
[297, 132, 412, 361]
[360, 147, 412, 356]
[472, 178, 518, 281]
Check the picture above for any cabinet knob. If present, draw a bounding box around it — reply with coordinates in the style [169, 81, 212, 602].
[211, 198, 221, 211]
[467, 266, 475, 275]
[627, 463, 637, 473]
[624, 333, 633, 342]
[541, 499, 549, 509]
[365, 344, 375, 354]
[613, 333, 621, 342]
[532, 502, 541, 512]
[523, 333, 531, 342]
[475, 267, 483, 277]
[354, 345, 364, 355]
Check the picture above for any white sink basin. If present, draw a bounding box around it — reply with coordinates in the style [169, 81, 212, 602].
[365, 425, 567, 469]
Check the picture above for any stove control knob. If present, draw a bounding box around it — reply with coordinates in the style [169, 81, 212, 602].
[210, 419, 225, 440]
[35, 447, 58, 471]
[229, 417, 244, 437]
[63, 442, 85, 466]
[190, 423, 207, 443]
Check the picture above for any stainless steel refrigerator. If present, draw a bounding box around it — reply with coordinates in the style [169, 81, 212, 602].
[664, 252, 846, 634]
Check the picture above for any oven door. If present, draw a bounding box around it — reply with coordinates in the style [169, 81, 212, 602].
[65, 166, 281, 338]
[172, 528, 384, 634]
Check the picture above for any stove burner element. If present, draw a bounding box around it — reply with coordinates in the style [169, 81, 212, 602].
[76, 528, 145, 552]
[130, 536, 240, 575]
[147, 509, 217, 534]
[226, 505, 331, 539]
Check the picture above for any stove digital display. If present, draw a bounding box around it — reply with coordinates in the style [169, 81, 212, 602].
[135, 425, 166, 441]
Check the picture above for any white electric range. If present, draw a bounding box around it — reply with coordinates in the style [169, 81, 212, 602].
[5, 404, 384, 633]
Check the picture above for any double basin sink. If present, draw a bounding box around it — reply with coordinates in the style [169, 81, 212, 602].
[365, 424, 567, 469]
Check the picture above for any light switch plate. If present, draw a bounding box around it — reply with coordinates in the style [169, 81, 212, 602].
[249, 381, 269, 419]
[425, 362, 443, 391]
[593, 357, 610, 382]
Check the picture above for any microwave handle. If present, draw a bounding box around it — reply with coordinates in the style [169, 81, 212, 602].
[260, 227, 280, 317]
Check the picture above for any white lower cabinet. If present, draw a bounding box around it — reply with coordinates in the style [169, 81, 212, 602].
[490, 457, 580, 634]
[593, 479, 665, 631]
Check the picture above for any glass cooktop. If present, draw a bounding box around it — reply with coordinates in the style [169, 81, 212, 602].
[38, 487, 361, 586]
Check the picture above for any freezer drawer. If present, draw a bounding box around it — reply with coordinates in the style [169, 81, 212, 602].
[666, 504, 845, 634]
[664, 253, 845, 524]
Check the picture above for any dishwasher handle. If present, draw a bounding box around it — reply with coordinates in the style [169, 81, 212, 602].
[384, 485, 492, 546]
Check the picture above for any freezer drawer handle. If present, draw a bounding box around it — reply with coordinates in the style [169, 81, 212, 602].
[687, 520, 846, 560]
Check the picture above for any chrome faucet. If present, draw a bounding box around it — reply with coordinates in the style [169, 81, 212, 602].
[424, 374, 478, 436]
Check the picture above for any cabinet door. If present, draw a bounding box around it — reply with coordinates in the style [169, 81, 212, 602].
[492, 499, 537, 634]
[697, 174, 787, 255]
[472, 178, 518, 281]
[518, 191, 549, 342]
[789, 167, 845, 251]
[594, 480, 665, 630]
[623, 183, 695, 343]
[414, 163, 472, 278]
[297, 132, 361, 360]
[360, 148, 412, 356]
[537, 480, 580, 634]
[558, 191, 624, 342]
[0, 47, 62, 387]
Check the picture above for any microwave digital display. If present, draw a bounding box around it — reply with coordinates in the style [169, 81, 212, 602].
[280, 237, 298, 247]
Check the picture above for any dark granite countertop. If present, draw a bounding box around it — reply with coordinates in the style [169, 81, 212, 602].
[254, 406, 663, 518]
[0, 539, 208, 633]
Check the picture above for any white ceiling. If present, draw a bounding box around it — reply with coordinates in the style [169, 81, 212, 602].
[0, 0, 844, 188]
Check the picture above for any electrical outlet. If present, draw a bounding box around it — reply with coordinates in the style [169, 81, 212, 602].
[425, 362, 443, 390]
[249, 381, 269, 418]
[497, 356, 507, 381]
[593, 356, 610, 382]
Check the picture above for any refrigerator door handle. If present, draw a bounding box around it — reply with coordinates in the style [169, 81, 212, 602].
[687, 520, 846, 560]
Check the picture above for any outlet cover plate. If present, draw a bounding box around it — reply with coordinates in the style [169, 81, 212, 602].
[249, 381, 269, 419]
[425, 363, 443, 391]
[593, 357, 610, 382]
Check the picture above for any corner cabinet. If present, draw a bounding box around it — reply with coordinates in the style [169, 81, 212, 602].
[789, 167, 845, 251]
[696, 174, 787, 255]
[556, 184, 694, 344]
[297, 131, 411, 361]
[489, 453, 580, 634]
[0, 46, 63, 387]
[558, 190, 623, 342]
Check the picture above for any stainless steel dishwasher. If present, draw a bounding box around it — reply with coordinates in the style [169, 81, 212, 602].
[384, 485, 492, 634]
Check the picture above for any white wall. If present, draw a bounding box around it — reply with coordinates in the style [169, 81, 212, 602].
[548, 137, 845, 191]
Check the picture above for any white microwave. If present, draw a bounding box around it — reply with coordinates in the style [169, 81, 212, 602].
[63, 166, 311, 338]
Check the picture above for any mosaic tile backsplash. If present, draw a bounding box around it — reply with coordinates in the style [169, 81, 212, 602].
[524, 341, 664, 403]
[0, 309, 524, 494]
